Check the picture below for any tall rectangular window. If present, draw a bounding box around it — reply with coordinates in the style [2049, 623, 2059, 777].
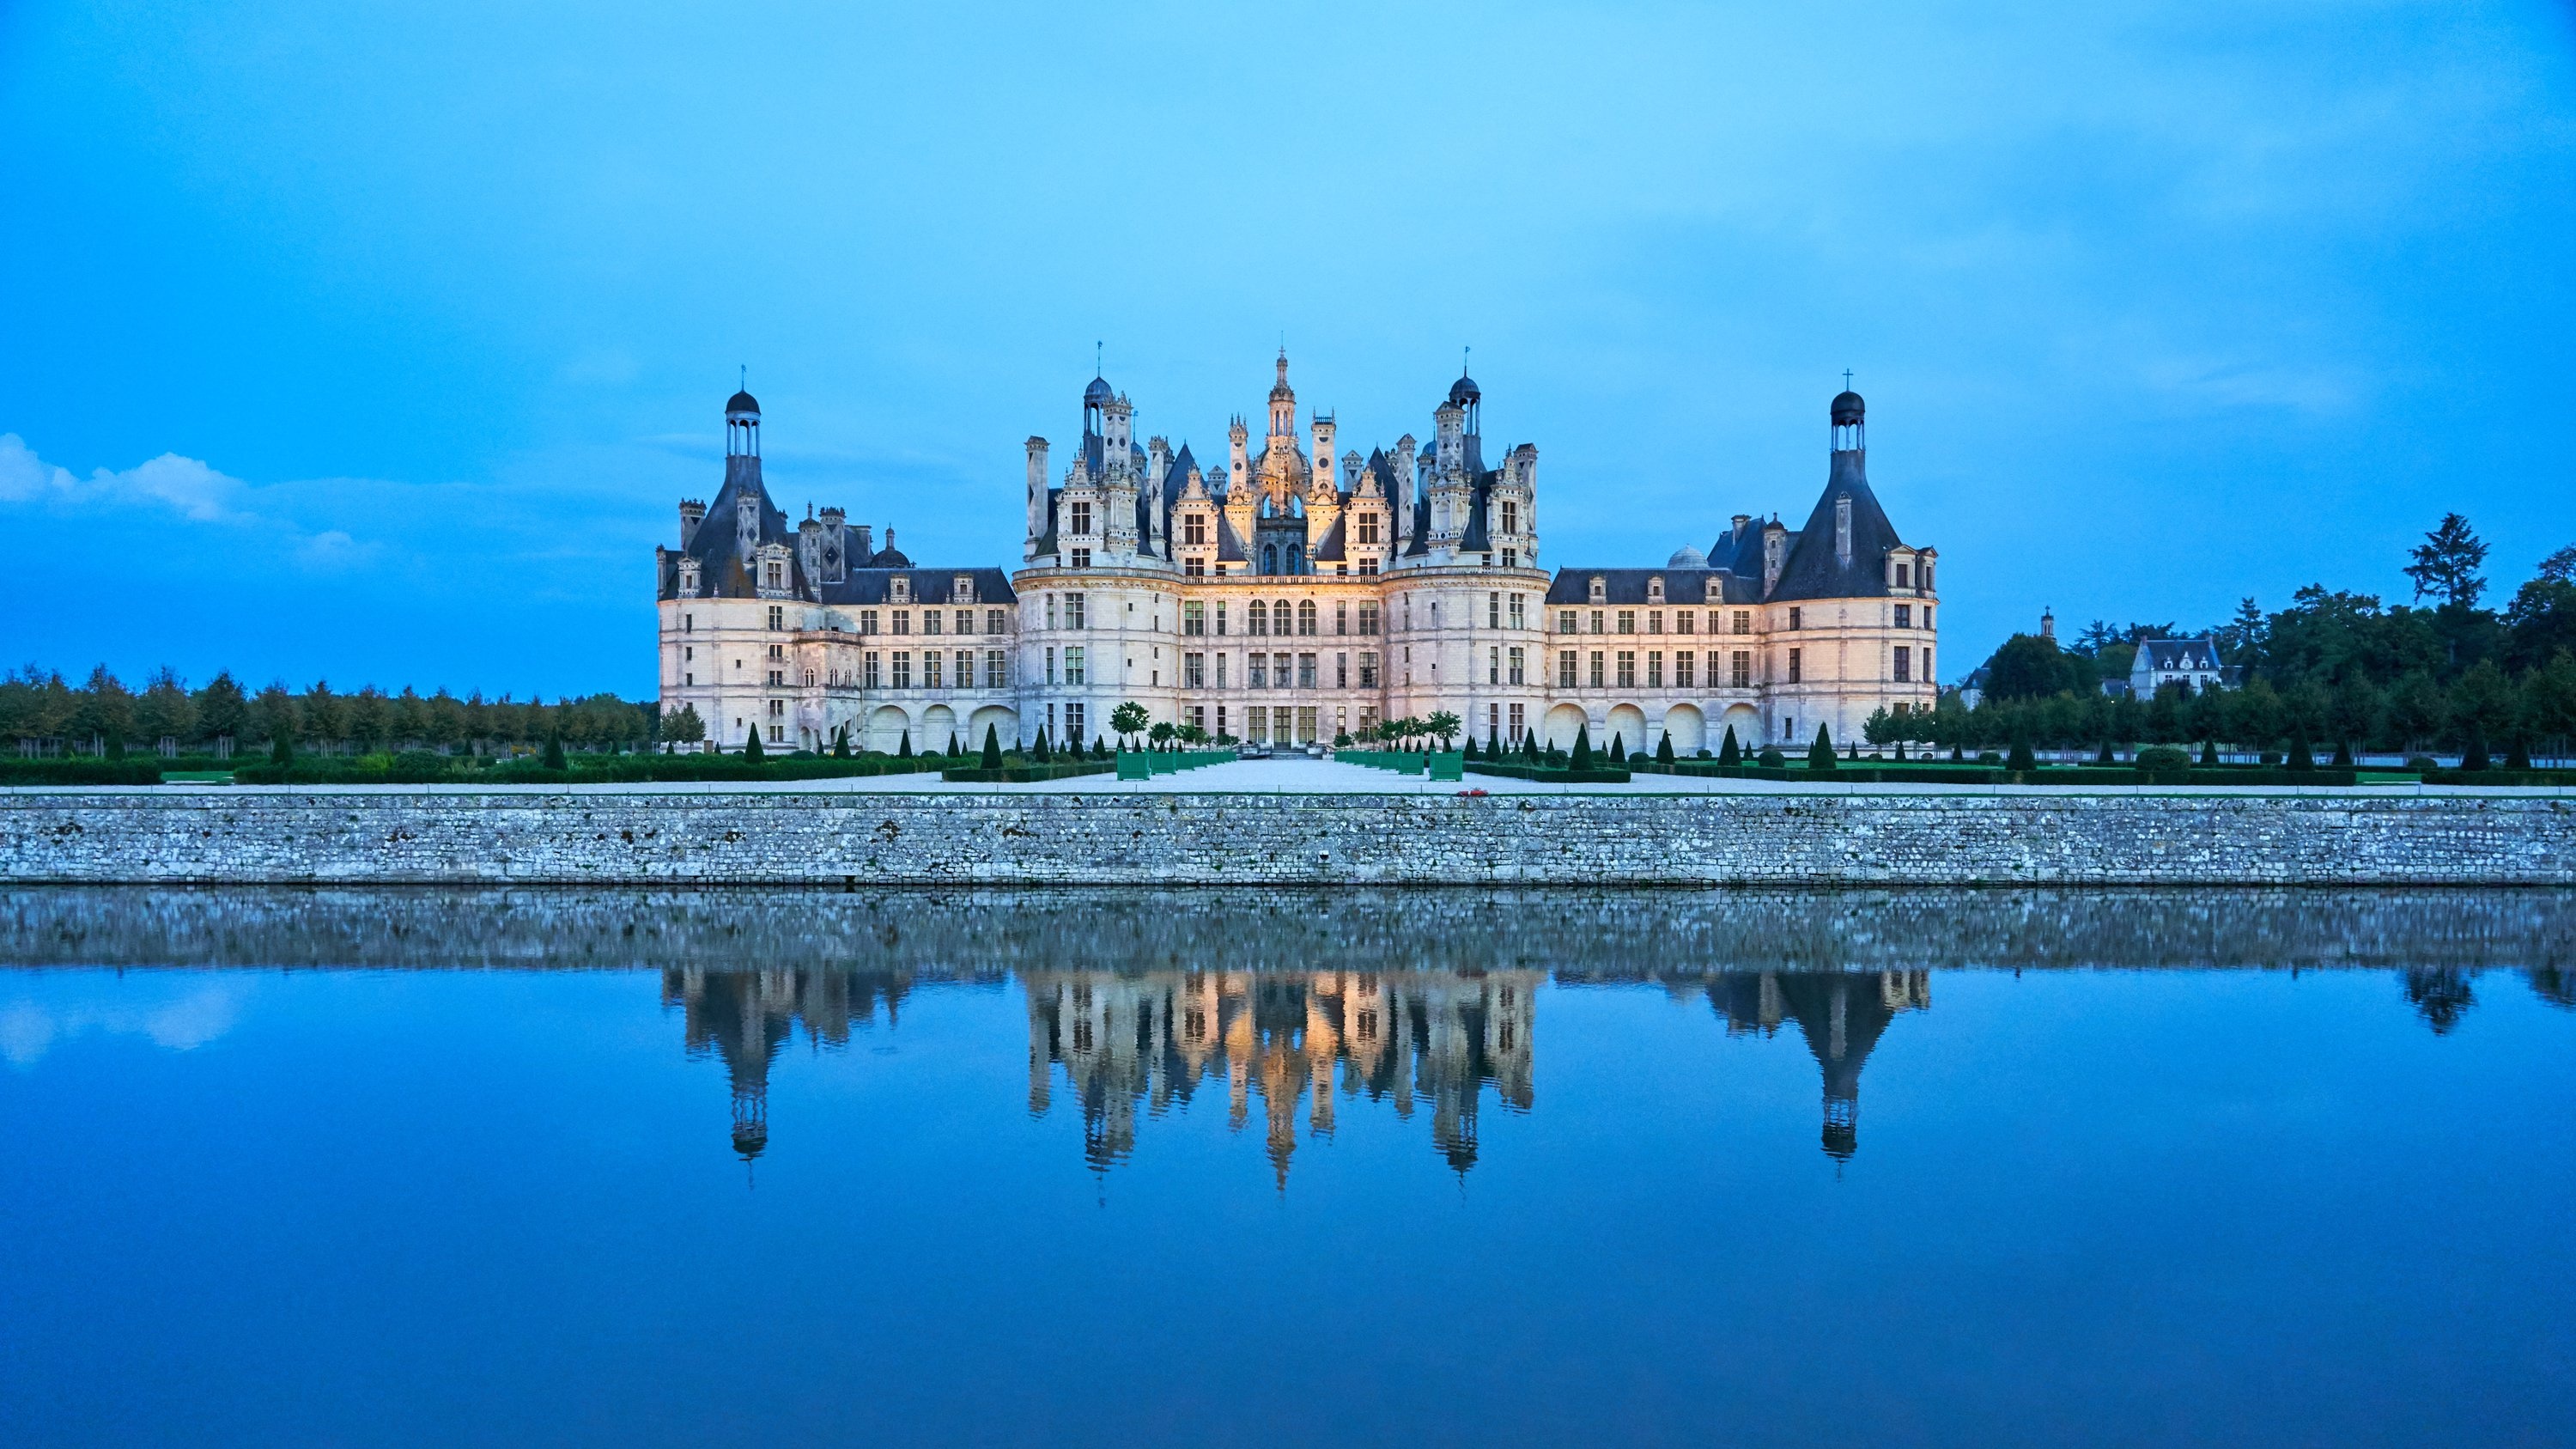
[1185, 601, 1206, 636]
[1216, 652, 1229, 687]
[1045, 594, 1057, 630]
[1733, 610, 1752, 636]
[1184, 557, 1205, 576]
[1065, 703, 1084, 746]
[1787, 606, 1802, 630]
[1893, 604, 1911, 629]
[986, 649, 1007, 688]
[1276, 652, 1294, 689]
[1336, 601, 1349, 636]
[1063, 646, 1085, 685]
[1648, 610, 1664, 635]
[1675, 610, 1693, 636]
[923, 611, 943, 636]
[957, 650, 974, 689]
[1249, 654, 1268, 689]
[1732, 650, 1752, 689]
[1589, 650, 1605, 688]
[864, 652, 880, 689]
[1509, 594, 1526, 629]
[1184, 514, 1207, 545]
[1674, 651, 1695, 689]
[1069, 502, 1091, 535]
[922, 652, 942, 690]
[891, 652, 913, 689]
[1558, 650, 1577, 688]
[1247, 706, 1267, 741]
[1616, 650, 1636, 688]
[1184, 652, 1206, 687]
[1590, 610, 1605, 635]
[1647, 651, 1664, 688]
[1617, 610, 1636, 635]
[1358, 652, 1378, 688]
[1066, 594, 1086, 630]
[1787, 648, 1801, 684]
[1509, 703, 1525, 740]
[1558, 610, 1578, 635]
[1489, 647, 1500, 685]
[1358, 602, 1379, 636]
[892, 610, 911, 636]
[1489, 593, 1501, 629]
[1336, 653, 1348, 689]
[1508, 646, 1525, 685]
[1893, 646, 1912, 682]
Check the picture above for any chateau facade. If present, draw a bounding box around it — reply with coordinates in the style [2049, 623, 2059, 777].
[656, 355, 1940, 754]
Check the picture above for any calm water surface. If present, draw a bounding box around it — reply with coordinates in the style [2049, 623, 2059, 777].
[3, 887, 2572, 1449]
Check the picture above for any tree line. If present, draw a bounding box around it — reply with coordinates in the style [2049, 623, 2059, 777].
[0, 667, 659, 758]
[1934, 520, 2576, 760]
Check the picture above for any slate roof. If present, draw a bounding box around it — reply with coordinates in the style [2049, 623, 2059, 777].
[2135, 638, 2223, 673]
[1544, 568, 1764, 606]
[820, 566, 1017, 607]
[1767, 450, 1910, 603]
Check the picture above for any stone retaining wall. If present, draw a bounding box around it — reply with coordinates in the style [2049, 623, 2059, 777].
[3, 788, 2569, 885]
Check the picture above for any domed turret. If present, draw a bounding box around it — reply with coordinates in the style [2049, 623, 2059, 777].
[1448, 372, 1480, 408]
[1084, 375, 1115, 407]
[1830, 390, 1864, 426]
[726, 389, 761, 418]
[1668, 545, 1710, 569]
[725, 380, 761, 463]
[1830, 381, 1865, 453]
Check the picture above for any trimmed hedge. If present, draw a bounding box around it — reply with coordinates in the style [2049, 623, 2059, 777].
[1464, 761, 1632, 784]
[222, 753, 951, 786]
[939, 761, 1115, 783]
[0, 756, 244, 785]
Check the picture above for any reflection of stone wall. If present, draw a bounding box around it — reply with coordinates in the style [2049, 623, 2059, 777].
[3, 884, 2573, 973]
[3, 789, 2573, 886]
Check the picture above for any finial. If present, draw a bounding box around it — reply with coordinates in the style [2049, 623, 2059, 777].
[1095, 340, 1103, 375]
[740, 364, 747, 390]
[1843, 368, 1853, 391]
[1464, 344, 1471, 375]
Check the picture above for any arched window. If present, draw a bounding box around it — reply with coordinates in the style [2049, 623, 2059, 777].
[1297, 600, 1318, 636]
[1274, 600, 1293, 637]
[1261, 544, 1277, 574]
[1249, 600, 1269, 636]
[1288, 545, 1303, 574]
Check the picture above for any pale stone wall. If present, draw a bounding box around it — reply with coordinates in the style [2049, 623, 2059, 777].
[3, 790, 2567, 886]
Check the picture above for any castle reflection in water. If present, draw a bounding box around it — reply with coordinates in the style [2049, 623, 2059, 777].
[661, 964, 1930, 1175]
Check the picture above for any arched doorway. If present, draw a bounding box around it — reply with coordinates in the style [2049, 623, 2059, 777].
[1720, 703, 1762, 752]
[866, 704, 911, 754]
[967, 704, 1020, 752]
[1544, 703, 1589, 752]
[920, 704, 958, 755]
[1662, 703, 1706, 756]
[1605, 703, 1648, 758]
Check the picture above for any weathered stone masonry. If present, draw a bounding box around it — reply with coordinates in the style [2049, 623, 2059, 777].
[3, 790, 2569, 885]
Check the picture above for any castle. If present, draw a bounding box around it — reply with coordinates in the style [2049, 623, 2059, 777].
[655, 354, 1940, 755]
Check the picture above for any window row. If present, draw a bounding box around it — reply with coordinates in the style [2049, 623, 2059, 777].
[1553, 649, 1753, 690]
[845, 650, 1013, 691]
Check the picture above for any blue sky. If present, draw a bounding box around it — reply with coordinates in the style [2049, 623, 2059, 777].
[3, 1, 2571, 698]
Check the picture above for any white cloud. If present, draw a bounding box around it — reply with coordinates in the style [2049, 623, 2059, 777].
[0, 433, 248, 521]
[0, 980, 252, 1069]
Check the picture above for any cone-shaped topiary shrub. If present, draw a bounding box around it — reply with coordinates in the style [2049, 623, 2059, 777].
[981, 723, 1004, 769]
[1656, 733, 1675, 764]
[744, 729, 767, 762]
[1570, 723, 1594, 770]
[1607, 733, 1625, 763]
[1717, 727, 1741, 766]
[1809, 724, 1838, 770]
[2007, 734, 2035, 773]
[897, 731, 913, 758]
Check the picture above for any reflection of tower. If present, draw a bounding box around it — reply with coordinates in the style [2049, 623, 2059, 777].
[1019, 967, 1542, 1183]
[1707, 970, 1928, 1161]
[664, 967, 910, 1162]
[2403, 967, 2476, 1035]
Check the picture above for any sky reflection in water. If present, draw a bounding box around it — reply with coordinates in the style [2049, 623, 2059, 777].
[3, 887, 2572, 1449]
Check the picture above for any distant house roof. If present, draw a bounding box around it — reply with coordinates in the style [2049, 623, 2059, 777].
[2135, 638, 2223, 673]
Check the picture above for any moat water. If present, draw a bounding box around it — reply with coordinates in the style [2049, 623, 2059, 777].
[3, 887, 2571, 1448]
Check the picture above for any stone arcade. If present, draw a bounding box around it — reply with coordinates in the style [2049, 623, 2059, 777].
[655, 356, 1941, 754]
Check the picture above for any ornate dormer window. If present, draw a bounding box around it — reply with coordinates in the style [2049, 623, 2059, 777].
[1647, 577, 1664, 602]
[1588, 576, 1607, 604]
[1704, 577, 1722, 603]
[891, 576, 911, 604]
[952, 575, 975, 604]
